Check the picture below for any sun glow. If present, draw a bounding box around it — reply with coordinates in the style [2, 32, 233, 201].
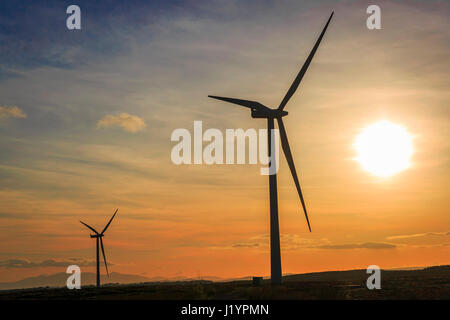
[354, 120, 413, 177]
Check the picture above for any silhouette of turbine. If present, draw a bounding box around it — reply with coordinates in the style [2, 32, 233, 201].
[80, 209, 118, 287]
[208, 12, 333, 285]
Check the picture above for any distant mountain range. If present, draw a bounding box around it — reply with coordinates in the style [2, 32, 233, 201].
[1, 265, 448, 291]
[0, 272, 224, 290]
[0, 272, 147, 290]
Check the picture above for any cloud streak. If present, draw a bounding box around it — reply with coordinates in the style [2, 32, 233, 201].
[230, 236, 397, 250]
[317, 242, 396, 250]
[0, 258, 103, 269]
[387, 231, 450, 240]
[97, 113, 146, 133]
[232, 243, 260, 248]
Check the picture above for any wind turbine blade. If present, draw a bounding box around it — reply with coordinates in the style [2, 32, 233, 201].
[100, 238, 109, 277]
[80, 221, 99, 235]
[278, 12, 334, 111]
[208, 95, 267, 111]
[101, 209, 118, 235]
[277, 117, 311, 232]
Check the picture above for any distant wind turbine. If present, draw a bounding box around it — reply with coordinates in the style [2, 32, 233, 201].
[208, 12, 333, 285]
[80, 209, 118, 287]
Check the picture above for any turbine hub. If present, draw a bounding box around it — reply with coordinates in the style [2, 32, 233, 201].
[251, 109, 288, 119]
[90, 234, 104, 238]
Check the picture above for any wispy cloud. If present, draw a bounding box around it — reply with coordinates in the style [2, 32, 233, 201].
[387, 232, 450, 240]
[230, 236, 396, 250]
[232, 242, 260, 248]
[229, 234, 328, 251]
[317, 242, 396, 250]
[97, 113, 146, 133]
[0, 106, 26, 119]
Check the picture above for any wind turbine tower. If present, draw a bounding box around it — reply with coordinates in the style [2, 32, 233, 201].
[208, 12, 333, 285]
[80, 209, 118, 287]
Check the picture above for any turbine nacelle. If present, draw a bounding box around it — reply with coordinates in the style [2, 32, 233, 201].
[207, 95, 288, 119]
[251, 108, 288, 119]
[90, 234, 104, 238]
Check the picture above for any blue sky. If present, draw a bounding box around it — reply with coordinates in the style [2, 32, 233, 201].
[0, 0, 184, 71]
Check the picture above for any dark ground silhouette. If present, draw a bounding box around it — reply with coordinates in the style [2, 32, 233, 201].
[1, 265, 448, 300]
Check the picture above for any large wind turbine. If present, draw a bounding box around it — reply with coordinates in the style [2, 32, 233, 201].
[80, 209, 118, 287]
[208, 12, 333, 285]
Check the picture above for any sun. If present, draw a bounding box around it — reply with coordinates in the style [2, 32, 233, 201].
[354, 120, 413, 177]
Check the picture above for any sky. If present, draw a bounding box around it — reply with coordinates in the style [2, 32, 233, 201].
[0, 0, 449, 283]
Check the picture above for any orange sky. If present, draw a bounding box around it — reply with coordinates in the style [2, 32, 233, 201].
[0, 1, 449, 282]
